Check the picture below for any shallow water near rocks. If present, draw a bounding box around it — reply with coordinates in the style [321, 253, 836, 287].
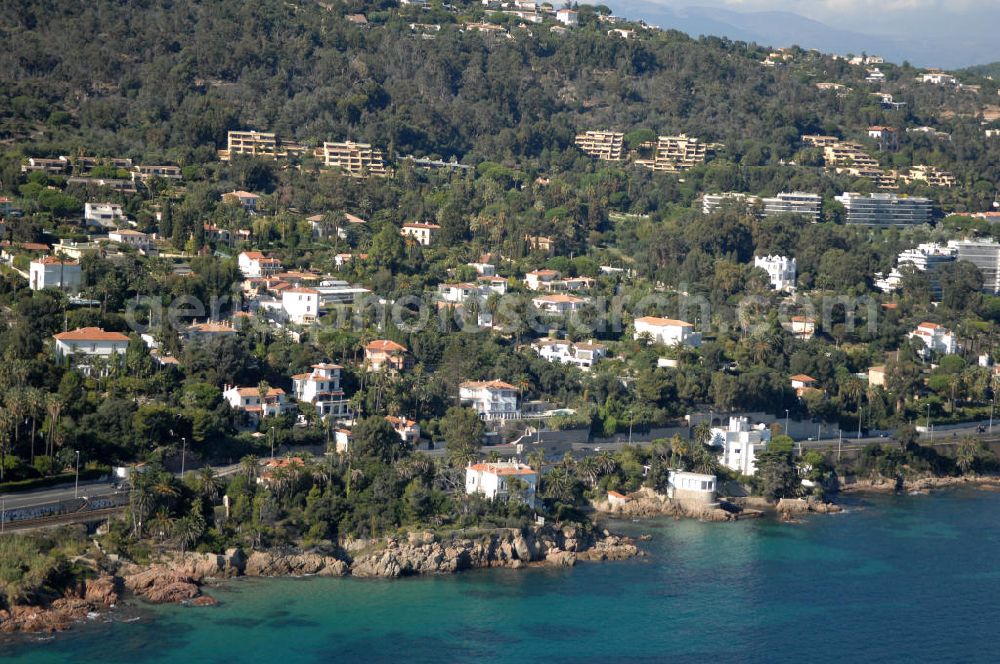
[4, 489, 998, 663]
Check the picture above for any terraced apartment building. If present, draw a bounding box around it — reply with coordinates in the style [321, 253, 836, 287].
[574, 130, 625, 161]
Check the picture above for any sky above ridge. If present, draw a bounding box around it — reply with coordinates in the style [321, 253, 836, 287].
[611, 0, 1000, 68]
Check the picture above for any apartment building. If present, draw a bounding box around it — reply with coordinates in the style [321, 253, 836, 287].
[875, 243, 957, 297]
[318, 141, 388, 177]
[22, 156, 69, 173]
[574, 131, 625, 161]
[948, 239, 1000, 293]
[132, 165, 182, 181]
[636, 135, 708, 172]
[226, 130, 279, 159]
[762, 192, 822, 222]
[702, 192, 821, 223]
[835, 193, 933, 227]
[900, 165, 957, 188]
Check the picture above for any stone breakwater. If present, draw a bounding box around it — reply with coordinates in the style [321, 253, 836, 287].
[0, 526, 639, 633]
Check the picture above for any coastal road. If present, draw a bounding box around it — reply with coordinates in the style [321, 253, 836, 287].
[0, 480, 119, 510]
[0, 462, 242, 513]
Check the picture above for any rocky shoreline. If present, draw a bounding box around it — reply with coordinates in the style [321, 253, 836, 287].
[841, 474, 1000, 494]
[0, 524, 639, 634]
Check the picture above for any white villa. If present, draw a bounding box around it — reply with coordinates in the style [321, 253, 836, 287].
[459, 380, 520, 420]
[753, 255, 796, 292]
[532, 338, 607, 371]
[108, 229, 155, 253]
[53, 327, 130, 361]
[633, 316, 701, 347]
[238, 251, 283, 278]
[909, 322, 958, 356]
[400, 222, 440, 246]
[465, 461, 538, 507]
[712, 416, 772, 477]
[84, 202, 126, 229]
[532, 293, 587, 314]
[386, 416, 421, 445]
[291, 363, 352, 419]
[223, 385, 293, 420]
[30, 256, 81, 292]
[282, 287, 320, 324]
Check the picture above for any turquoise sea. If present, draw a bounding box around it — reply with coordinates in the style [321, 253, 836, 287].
[4, 489, 1000, 663]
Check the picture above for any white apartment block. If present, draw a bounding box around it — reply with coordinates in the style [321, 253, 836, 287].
[460, 380, 520, 420]
[753, 255, 796, 292]
[465, 461, 537, 507]
[292, 363, 351, 419]
[835, 193, 933, 227]
[633, 316, 701, 347]
[948, 239, 1000, 294]
[712, 416, 772, 477]
[282, 287, 320, 323]
[875, 243, 957, 297]
[29, 257, 81, 292]
[763, 192, 822, 222]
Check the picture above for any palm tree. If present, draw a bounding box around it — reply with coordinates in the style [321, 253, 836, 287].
[541, 467, 575, 503]
[196, 466, 221, 503]
[24, 388, 44, 465]
[129, 471, 155, 538]
[0, 410, 13, 482]
[150, 507, 175, 542]
[239, 454, 260, 482]
[257, 380, 271, 421]
[578, 456, 599, 488]
[595, 451, 618, 478]
[956, 437, 979, 475]
[45, 394, 63, 461]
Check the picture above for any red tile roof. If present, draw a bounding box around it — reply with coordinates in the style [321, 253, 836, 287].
[54, 327, 129, 342]
[366, 340, 407, 353]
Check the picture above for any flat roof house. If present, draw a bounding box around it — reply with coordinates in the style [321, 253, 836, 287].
[30, 256, 81, 292]
[633, 316, 701, 348]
